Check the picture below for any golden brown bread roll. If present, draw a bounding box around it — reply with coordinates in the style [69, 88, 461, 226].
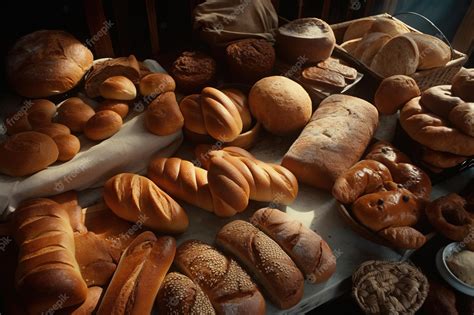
[250, 208, 336, 284]
[179, 94, 205, 134]
[452, 67, 474, 102]
[404, 33, 451, 70]
[57, 97, 95, 132]
[97, 99, 129, 119]
[371, 35, 419, 77]
[144, 91, 184, 136]
[332, 160, 392, 204]
[139, 72, 175, 96]
[97, 232, 175, 315]
[27, 99, 57, 128]
[53, 134, 80, 161]
[400, 96, 474, 156]
[0, 131, 59, 177]
[374, 75, 420, 115]
[175, 240, 266, 315]
[343, 17, 375, 42]
[352, 32, 391, 61]
[249, 76, 312, 135]
[49, 190, 86, 233]
[84, 110, 123, 141]
[13, 199, 88, 314]
[420, 85, 463, 118]
[222, 88, 252, 131]
[282, 94, 378, 191]
[216, 220, 304, 309]
[156, 272, 216, 315]
[99, 75, 137, 100]
[35, 123, 71, 138]
[448, 102, 474, 137]
[378, 226, 426, 249]
[103, 173, 189, 233]
[369, 18, 410, 37]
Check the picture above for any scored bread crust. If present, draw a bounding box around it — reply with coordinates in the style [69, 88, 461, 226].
[371, 35, 419, 77]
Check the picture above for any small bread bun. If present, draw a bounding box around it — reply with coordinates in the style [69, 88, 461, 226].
[53, 134, 81, 161]
[27, 99, 57, 128]
[57, 97, 95, 132]
[343, 17, 375, 42]
[452, 68, 474, 102]
[84, 110, 122, 141]
[374, 75, 420, 115]
[249, 76, 312, 135]
[139, 73, 175, 96]
[99, 76, 137, 100]
[369, 17, 410, 37]
[35, 123, 71, 138]
[0, 131, 59, 176]
[404, 33, 451, 70]
[97, 99, 129, 119]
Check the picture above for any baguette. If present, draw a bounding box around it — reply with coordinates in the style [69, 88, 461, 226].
[216, 220, 304, 309]
[250, 208, 336, 284]
[97, 232, 175, 315]
[13, 198, 88, 314]
[175, 240, 266, 315]
[156, 272, 215, 315]
[103, 173, 189, 233]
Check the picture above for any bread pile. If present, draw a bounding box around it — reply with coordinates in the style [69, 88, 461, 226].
[340, 17, 451, 77]
[333, 141, 432, 249]
[399, 68, 474, 172]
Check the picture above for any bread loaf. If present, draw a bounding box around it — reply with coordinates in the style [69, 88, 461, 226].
[53, 134, 81, 161]
[70, 286, 103, 315]
[27, 99, 57, 128]
[371, 35, 419, 77]
[420, 85, 463, 118]
[353, 32, 391, 63]
[103, 173, 189, 233]
[420, 146, 468, 169]
[13, 199, 88, 314]
[49, 190, 86, 233]
[84, 110, 123, 141]
[448, 101, 474, 137]
[343, 17, 375, 42]
[250, 208, 336, 284]
[405, 33, 451, 70]
[156, 272, 216, 315]
[99, 76, 137, 100]
[144, 91, 184, 136]
[340, 38, 362, 54]
[222, 88, 252, 131]
[316, 58, 358, 81]
[97, 100, 129, 119]
[282, 94, 378, 190]
[0, 131, 59, 177]
[452, 68, 474, 102]
[171, 51, 217, 93]
[97, 232, 175, 315]
[302, 67, 346, 91]
[175, 240, 266, 315]
[139, 72, 175, 96]
[216, 220, 304, 309]
[57, 97, 95, 133]
[85, 55, 140, 98]
[369, 18, 410, 37]
[35, 123, 70, 138]
[374, 75, 420, 115]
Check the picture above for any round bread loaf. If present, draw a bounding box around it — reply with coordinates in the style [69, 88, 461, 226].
[84, 110, 123, 141]
[0, 131, 59, 176]
[404, 33, 451, 70]
[374, 75, 420, 115]
[35, 123, 71, 138]
[449, 102, 474, 137]
[355, 32, 392, 66]
[171, 51, 216, 93]
[369, 18, 410, 37]
[99, 76, 137, 100]
[371, 35, 419, 77]
[249, 76, 312, 135]
[27, 99, 57, 128]
[452, 68, 474, 102]
[420, 85, 464, 118]
[343, 17, 375, 42]
[57, 97, 95, 132]
[139, 73, 175, 96]
[6, 30, 93, 98]
[97, 100, 129, 119]
[53, 134, 80, 161]
[225, 39, 275, 83]
[277, 18, 335, 64]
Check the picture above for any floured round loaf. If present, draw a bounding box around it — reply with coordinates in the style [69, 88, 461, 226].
[371, 35, 419, 77]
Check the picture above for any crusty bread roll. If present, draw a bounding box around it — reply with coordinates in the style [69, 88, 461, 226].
[404, 33, 451, 70]
[35, 123, 70, 138]
[356, 32, 392, 66]
[343, 17, 375, 42]
[70, 286, 103, 315]
[175, 240, 266, 315]
[84, 110, 123, 141]
[452, 67, 474, 102]
[13, 199, 88, 314]
[6, 30, 93, 98]
[332, 160, 392, 204]
[103, 173, 189, 233]
[250, 208, 336, 284]
[222, 88, 252, 131]
[97, 99, 129, 119]
[369, 18, 410, 37]
[49, 190, 86, 233]
[448, 102, 474, 137]
[282, 94, 378, 191]
[139, 72, 175, 96]
[277, 18, 335, 64]
[249, 76, 312, 135]
[57, 97, 95, 133]
[420, 85, 463, 118]
[371, 35, 419, 77]
[27, 99, 57, 128]
[144, 91, 184, 136]
[156, 272, 216, 315]
[216, 220, 304, 309]
[99, 76, 137, 100]
[0, 131, 59, 177]
[97, 232, 175, 315]
[400, 96, 474, 156]
[374, 75, 421, 115]
[53, 134, 80, 161]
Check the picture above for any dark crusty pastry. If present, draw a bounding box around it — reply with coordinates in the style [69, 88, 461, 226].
[171, 51, 216, 93]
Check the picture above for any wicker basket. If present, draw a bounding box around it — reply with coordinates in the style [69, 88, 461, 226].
[352, 260, 429, 315]
[331, 13, 468, 90]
